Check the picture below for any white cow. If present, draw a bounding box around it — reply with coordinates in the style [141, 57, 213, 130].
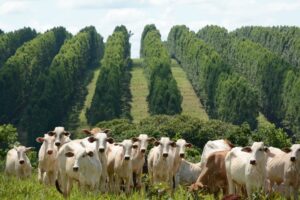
[47, 126, 71, 148]
[147, 137, 176, 188]
[55, 141, 102, 198]
[82, 128, 114, 192]
[131, 134, 155, 188]
[225, 142, 270, 198]
[175, 159, 201, 185]
[107, 139, 137, 194]
[173, 139, 192, 187]
[36, 134, 58, 185]
[5, 145, 33, 179]
[267, 144, 300, 200]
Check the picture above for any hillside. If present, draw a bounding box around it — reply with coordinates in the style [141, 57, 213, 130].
[130, 59, 149, 122]
[171, 59, 209, 121]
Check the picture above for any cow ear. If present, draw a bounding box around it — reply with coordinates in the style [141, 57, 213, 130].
[154, 141, 160, 146]
[64, 131, 71, 136]
[47, 131, 55, 136]
[131, 137, 139, 142]
[147, 137, 156, 143]
[87, 151, 94, 157]
[282, 147, 292, 153]
[169, 141, 176, 147]
[224, 139, 235, 148]
[106, 137, 114, 144]
[65, 152, 74, 157]
[82, 129, 92, 135]
[241, 146, 252, 153]
[88, 136, 97, 143]
[36, 137, 45, 143]
[25, 147, 34, 152]
[185, 143, 192, 148]
[103, 129, 111, 134]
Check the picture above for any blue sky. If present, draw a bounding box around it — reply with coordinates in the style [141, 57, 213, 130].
[1, 0, 300, 58]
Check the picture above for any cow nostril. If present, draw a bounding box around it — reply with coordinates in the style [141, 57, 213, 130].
[73, 167, 79, 172]
[55, 142, 61, 147]
[180, 154, 185, 158]
[47, 150, 53, 155]
[19, 160, 24, 164]
[141, 149, 146, 153]
[291, 157, 296, 162]
[125, 156, 130, 160]
[163, 153, 168, 158]
[250, 160, 256, 165]
[99, 148, 105, 153]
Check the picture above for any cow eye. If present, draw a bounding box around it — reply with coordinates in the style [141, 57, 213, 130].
[132, 145, 138, 149]
[82, 155, 86, 158]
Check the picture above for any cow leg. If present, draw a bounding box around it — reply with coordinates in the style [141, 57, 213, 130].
[136, 169, 142, 188]
[227, 174, 235, 194]
[38, 167, 44, 184]
[246, 184, 252, 199]
[114, 176, 121, 194]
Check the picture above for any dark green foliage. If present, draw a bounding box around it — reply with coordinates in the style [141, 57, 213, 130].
[87, 26, 132, 125]
[0, 27, 70, 126]
[0, 29, 3, 35]
[0, 27, 37, 68]
[197, 25, 290, 125]
[233, 26, 300, 69]
[140, 24, 157, 58]
[167, 25, 259, 128]
[142, 25, 182, 115]
[24, 26, 104, 143]
[216, 74, 259, 129]
[0, 124, 18, 169]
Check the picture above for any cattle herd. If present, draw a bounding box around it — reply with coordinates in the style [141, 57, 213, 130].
[4, 126, 300, 199]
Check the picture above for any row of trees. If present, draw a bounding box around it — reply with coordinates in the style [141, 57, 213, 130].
[0, 27, 37, 68]
[141, 24, 182, 115]
[87, 26, 132, 125]
[167, 25, 259, 129]
[197, 26, 300, 137]
[233, 26, 300, 69]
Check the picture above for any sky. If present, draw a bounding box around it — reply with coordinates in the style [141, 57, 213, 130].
[1, 0, 300, 58]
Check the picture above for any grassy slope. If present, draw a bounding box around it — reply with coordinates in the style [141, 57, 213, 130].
[130, 59, 149, 122]
[78, 68, 101, 129]
[171, 59, 209, 121]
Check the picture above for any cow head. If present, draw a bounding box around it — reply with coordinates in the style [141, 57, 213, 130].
[175, 139, 192, 158]
[282, 144, 300, 163]
[47, 127, 71, 147]
[154, 137, 176, 158]
[115, 139, 137, 161]
[242, 142, 269, 166]
[13, 145, 33, 165]
[131, 134, 156, 154]
[36, 134, 57, 156]
[83, 128, 114, 154]
[64, 144, 95, 172]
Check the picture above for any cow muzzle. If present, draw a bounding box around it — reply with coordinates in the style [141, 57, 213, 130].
[163, 153, 168, 158]
[99, 148, 105, 153]
[73, 167, 79, 172]
[55, 142, 61, 147]
[47, 150, 53, 155]
[291, 157, 296, 162]
[180, 153, 185, 158]
[141, 149, 146, 153]
[250, 160, 256, 165]
[19, 160, 25, 165]
[125, 156, 130, 160]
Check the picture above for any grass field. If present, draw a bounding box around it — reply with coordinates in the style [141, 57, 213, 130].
[171, 60, 209, 121]
[78, 68, 101, 129]
[130, 59, 149, 122]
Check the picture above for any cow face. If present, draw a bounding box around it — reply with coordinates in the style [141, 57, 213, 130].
[117, 139, 136, 161]
[36, 134, 57, 156]
[13, 146, 33, 165]
[64, 145, 94, 172]
[242, 142, 269, 166]
[154, 137, 176, 158]
[283, 144, 300, 163]
[47, 127, 71, 147]
[175, 139, 192, 158]
[132, 134, 156, 154]
[85, 129, 114, 153]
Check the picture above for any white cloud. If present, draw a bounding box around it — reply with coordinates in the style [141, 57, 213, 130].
[0, 0, 28, 15]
